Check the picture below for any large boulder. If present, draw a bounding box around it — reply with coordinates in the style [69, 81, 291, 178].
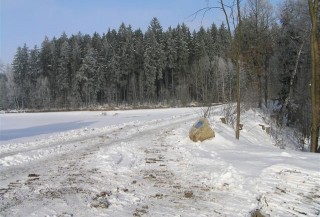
[189, 118, 215, 142]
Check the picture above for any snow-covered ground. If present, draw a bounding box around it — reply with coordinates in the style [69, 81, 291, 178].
[0, 106, 319, 217]
[0, 108, 197, 144]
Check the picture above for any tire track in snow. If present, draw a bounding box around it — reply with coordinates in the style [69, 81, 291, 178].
[0, 112, 198, 216]
[0, 113, 195, 167]
[107, 120, 256, 216]
[257, 165, 320, 217]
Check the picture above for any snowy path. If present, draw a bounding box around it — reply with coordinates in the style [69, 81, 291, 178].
[0, 112, 199, 216]
[0, 108, 319, 217]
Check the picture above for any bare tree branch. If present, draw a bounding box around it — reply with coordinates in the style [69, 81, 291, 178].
[186, 6, 222, 23]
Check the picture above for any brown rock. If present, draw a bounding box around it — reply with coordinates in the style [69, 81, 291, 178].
[189, 118, 215, 142]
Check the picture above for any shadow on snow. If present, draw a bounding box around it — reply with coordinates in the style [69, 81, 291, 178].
[0, 121, 95, 141]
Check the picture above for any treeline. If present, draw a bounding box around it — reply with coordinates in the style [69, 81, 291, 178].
[2, 18, 234, 109]
[0, 0, 317, 141]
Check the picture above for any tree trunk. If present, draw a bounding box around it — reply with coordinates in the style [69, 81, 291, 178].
[258, 73, 262, 108]
[308, 0, 319, 153]
[171, 68, 174, 98]
[264, 56, 269, 108]
[220, 0, 241, 139]
[222, 63, 225, 102]
[235, 0, 242, 140]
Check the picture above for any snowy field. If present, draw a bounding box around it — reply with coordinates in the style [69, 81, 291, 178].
[0, 106, 319, 217]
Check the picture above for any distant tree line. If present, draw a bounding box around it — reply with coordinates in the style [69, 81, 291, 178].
[0, 0, 318, 148]
[2, 18, 234, 109]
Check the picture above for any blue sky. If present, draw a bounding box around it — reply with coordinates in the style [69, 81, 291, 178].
[0, 0, 280, 65]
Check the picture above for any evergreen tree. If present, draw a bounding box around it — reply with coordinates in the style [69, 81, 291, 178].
[132, 29, 145, 102]
[164, 27, 177, 98]
[12, 44, 29, 109]
[216, 23, 230, 58]
[75, 47, 98, 105]
[69, 33, 83, 106]
[207, 23, 219, 59]
[0, 72, 8, 109]
[46, 37, 60, 106]
[28, 45, 42, 108]
[117, 23, 135, 102]
[57, 40, 71, 107]
[175, 24, 190, 102]
[28, 46, 41, 85]
[147, 18, 166, 100]
[143, 19, 166, 101]
[143, 30, 158, 101]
